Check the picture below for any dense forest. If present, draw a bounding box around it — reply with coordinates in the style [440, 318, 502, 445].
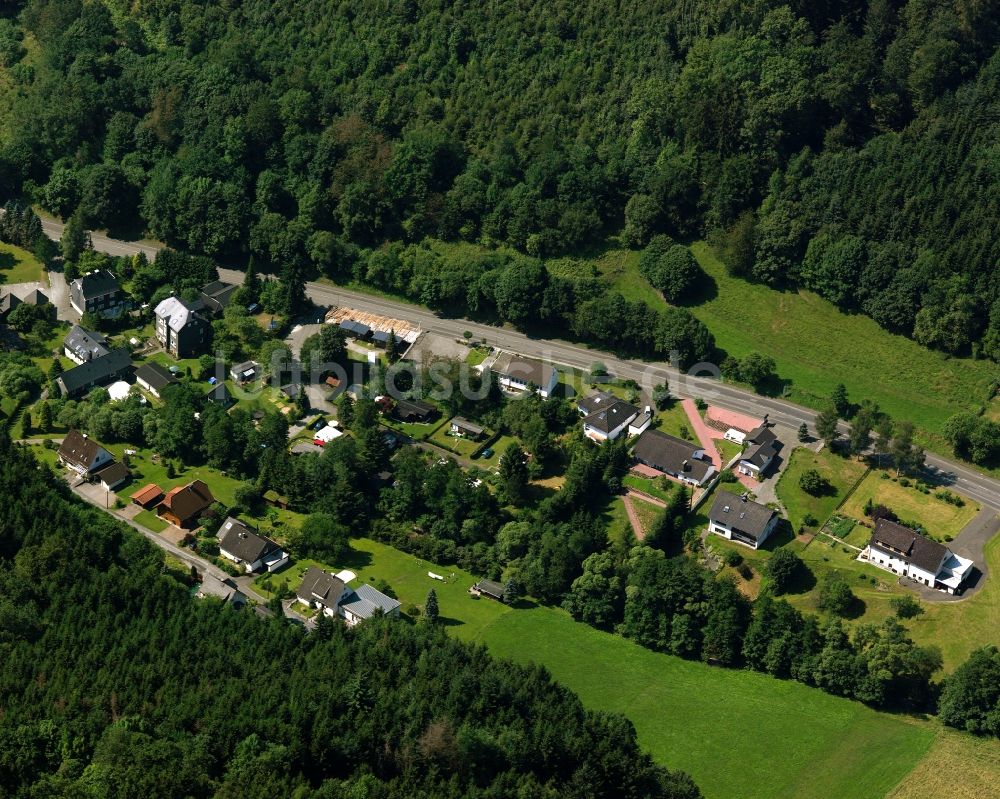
[1, 0, 999, 359]
[0, 430, 701, 798]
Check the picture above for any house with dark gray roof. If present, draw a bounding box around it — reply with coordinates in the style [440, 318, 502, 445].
[632, 429, 716, 486]
[204, 381, 234, 408]
[582, 398, 639, 442]
[708, 490, 779, 549]
[69, 270, 124, 318]
[196, 575, 247, 606]
[450, 417, 485, 439]
[57, 348, 133, 397]
[491, 351, 558, 398]
[217, 517, 289, 573]
[296, 566, 349, 616]
[339, 319, 371, 339]
[737, 425, 781, 479]
[393, 398, 437, 423]
[63, 325, 109, 364]
[230, 360, 259, 383]
[135, 361, 179, 398]
[864, 518, 973, 594]
[95, 461, 131, 491]
[469, 579, 505, 601]
[199, 280, 238, 314]
[154, 296, 210, 358]
[21, 289, 48, 306]
[0, 292, 20, 321]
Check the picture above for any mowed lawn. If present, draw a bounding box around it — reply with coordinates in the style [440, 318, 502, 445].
[474, 607, 935, 799]
[776, 447, 869, 530]
[840, 471, 980, 541]
[686, 242, 997, 444]
[0, 241, 45, 284]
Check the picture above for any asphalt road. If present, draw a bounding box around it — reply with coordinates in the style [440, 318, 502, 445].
[32, 217, 1000, 509]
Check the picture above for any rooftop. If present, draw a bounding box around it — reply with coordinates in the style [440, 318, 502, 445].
[135, 361, 179, 392]
[155, 296, 205, 332]
[58, 348, 132, 395]
[218, 517, 282, 563]
[709, 490, 777, 540]
[632, 430, 714, 483]
[72, 269, 120, 299]
[57, 430, 110, 469]
[296, 566, 345, 606]
[340, 583, 401, 619]
[871, 519, 949, 574]
[582, 399, 640, 435]
[64, 325, 109, 362]
[491, 351, 557, 389]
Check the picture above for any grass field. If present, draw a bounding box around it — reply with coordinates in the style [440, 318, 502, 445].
[776, 447, 869, 531]
[840, 471, 980, 541]
[623, 473, 676, 503]
[0, 241, 45, 285]
[428, 422, 489, 458]
[112, 445, 244, 507]
[475, 607, 935, 799]
[686, 243, 998, 446]
[653, 401, 695, 440]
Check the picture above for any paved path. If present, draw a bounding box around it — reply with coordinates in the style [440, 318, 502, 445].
[622, 490, 668, 541]
[680, 398, 722, 469]
[23, 213, 1000, 511]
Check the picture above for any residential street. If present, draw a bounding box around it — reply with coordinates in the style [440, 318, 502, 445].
[30, 217, 1000, 510]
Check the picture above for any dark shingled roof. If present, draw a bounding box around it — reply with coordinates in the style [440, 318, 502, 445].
[296, 566, 345, 606]
[135, 361, 178, 392]
[632, 430, 714, 483]
[218, 517, 282, 564]
[741, 426, 780, 469]
[199, 280, 238, 313]
[870, 519, 948, 574]
[474, 579, 505, 599]
[582, 399, 639, 435]
[576, 391, 615, 415]
[394, 398, 437, 421]
[709, 490, 777, 540]
[58, 349, 133, 396]
[95, 461, 130, 488]
[73, 270, 120, 299]
[160, 480, 215, 524]
[57, 430, 110, 471]
[492, 352, 556, 389]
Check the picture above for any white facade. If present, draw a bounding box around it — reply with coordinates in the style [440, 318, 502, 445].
[708, 516, 777, 550]
[863, 544, 940, 588]
[220, 547, 289, 574]
[583, 411, 636, 442]
[60, 446, 113, 476]
[628, 412, 652, 437]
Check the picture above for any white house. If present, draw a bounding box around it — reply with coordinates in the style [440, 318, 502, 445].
[491, 351, 559, 398]
[707, 490, 779, 549]
[63, 325, 109, 365]
[296, 567, 401, 624]
[632, 430, 716, 487]
[135, 362, 179, 398]
[57, 430, 114, 476]
[217, 517, 289, 573]
[862, 518, 974, 594]
[581, 398, 639, 442]
[737, 425, 781, 479]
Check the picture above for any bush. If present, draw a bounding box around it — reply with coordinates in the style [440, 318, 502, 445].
[737, 563, 753, 580]
[899, 477, 911, 487]
[890, 594, 924, 619]
[802, 513, 819, 527]
[723, 550, 743, 567]
[719, 468, 738, 484]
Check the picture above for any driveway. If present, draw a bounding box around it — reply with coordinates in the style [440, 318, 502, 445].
[681, 399, 722, 469]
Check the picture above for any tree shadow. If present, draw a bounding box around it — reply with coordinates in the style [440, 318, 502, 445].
[758, 520, 795, 551]
[0, 251, 15, 273]
[510, 597, 537, 610]
[841, 595, 867, 620]
[676, 271, 719, 306]
[784, 562, 818, 595]
[756, 373, 793, 398]
[339, 547, 374, 571]
[437, 616, 465, 628]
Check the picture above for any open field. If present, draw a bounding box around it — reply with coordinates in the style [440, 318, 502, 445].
[475, 607, 935, 799]
[686, 243, 998, 446]
[0, 241, 45, 284]
[886, 726, 1000, 799]
[840, 471, 980, 541]
[776, 447, 868, 531]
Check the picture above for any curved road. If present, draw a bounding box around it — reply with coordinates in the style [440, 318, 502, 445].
[37, 214, 1000, 509]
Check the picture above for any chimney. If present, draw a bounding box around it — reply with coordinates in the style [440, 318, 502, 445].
[682, 459, 690, 471]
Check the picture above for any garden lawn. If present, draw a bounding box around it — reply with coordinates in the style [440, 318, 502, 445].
[112, 445, 243, 506]
[134, 508, 168, 532]
[630, 497, 662, 536]
[474, 607, 935, 799]
[908, 532, 1000, 671]
[472, 433, 518, 467]
[686, 242, 997, 448]
[590, 246, 662, 308]
[776, 447, 868, 531]
[429, 422, 489, 458]
[652, 402, 695, 440]
[623, 473, 675, 503]
[840, 471, 980, 541]
[256, 538, 512, 641]
[0, 241, 45, 284]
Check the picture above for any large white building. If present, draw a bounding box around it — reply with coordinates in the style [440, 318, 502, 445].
[862, 518, 973, 594]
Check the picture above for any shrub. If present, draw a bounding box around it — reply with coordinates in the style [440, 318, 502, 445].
[899, 477, 911, 487]
[802, 513, 819, 527]
[723, 550, 743, 567]
[890, 594, 924, 619]
[737, 563, 753, 580]
[719, 468, 738, 483]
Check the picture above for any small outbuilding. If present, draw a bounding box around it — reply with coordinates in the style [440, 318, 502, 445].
[469, 579, 505, 602]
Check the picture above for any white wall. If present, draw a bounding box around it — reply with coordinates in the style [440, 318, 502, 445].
[867, 544, 939, 586]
